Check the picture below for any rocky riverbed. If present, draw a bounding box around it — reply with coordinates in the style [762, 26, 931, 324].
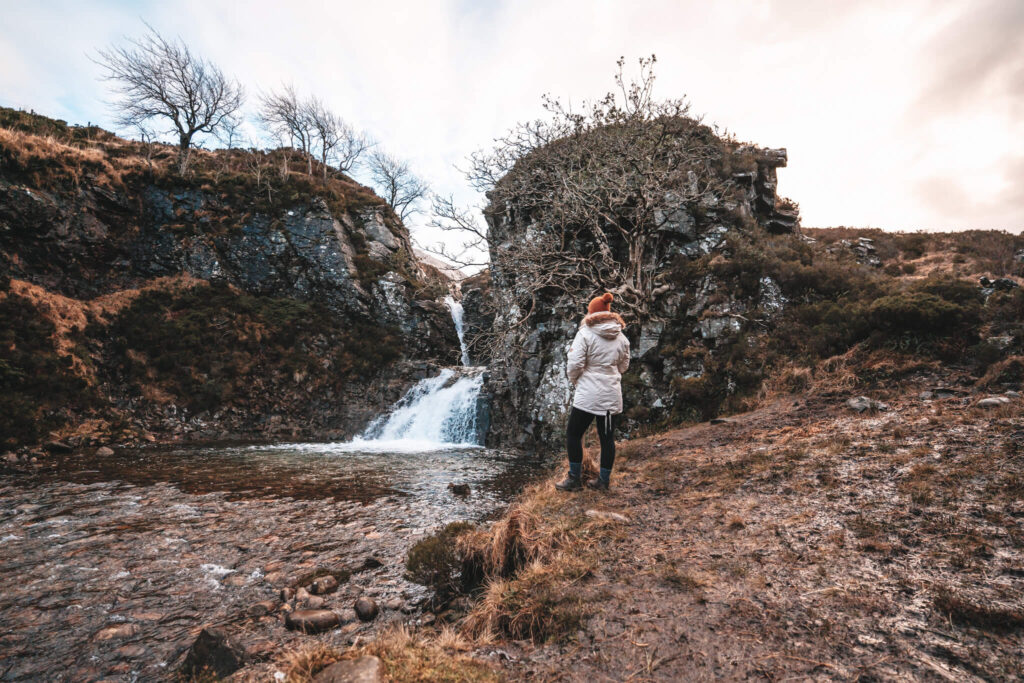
[0, 442, 540, 681]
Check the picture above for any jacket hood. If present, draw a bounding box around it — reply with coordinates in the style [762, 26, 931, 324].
[583, 311, 625, 339]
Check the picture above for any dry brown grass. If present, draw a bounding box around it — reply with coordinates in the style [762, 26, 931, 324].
[3, 276, 208, 380]
[277, 626, 498, 683]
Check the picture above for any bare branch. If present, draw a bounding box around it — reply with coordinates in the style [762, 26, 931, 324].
[95, 23, 244, 173]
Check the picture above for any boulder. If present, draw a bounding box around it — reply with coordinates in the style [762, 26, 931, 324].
[354, 597, 379, 622]
[285, 609, 340, 634]
[179, 627, 247, 680]
[314, 655, 383, 683]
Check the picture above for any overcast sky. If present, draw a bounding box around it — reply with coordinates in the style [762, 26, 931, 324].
[2, 0, 1022, 253]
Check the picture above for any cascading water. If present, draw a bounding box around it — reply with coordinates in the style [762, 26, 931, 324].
[341, 297, 486, 451]
[444, 295, 471, 367]
[359, 368, 483, 446]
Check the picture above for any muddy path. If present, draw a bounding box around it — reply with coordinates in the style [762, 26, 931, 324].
[0, 442, 542, 681]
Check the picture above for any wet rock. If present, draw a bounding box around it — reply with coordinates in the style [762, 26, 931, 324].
[93, 623, 140, 641]
[247, 600, 278, 617]
[310, 575, 339, 595]
[846, 396, 889, 413]
[179, 627, 247, 679]
[336, 608, 359, 624]
[977, 396, 1011, 409]
[285, 609, 340, 633]
[44, 440, 72, 454]
[354, 597, 379, 622]
[95, 446, 115, 456]
[447, 482, 471, 497]
[314, 655, 383, 683]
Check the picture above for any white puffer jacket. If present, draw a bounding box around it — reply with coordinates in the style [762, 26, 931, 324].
[567, 312, 631, 415]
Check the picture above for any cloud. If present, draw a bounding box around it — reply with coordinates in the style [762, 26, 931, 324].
[0, 0, 1022, 243]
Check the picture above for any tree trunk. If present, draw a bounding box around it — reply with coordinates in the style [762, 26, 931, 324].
[177, 134, 192, 174]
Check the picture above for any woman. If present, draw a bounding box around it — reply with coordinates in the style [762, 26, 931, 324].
[556, 292, 630, 492]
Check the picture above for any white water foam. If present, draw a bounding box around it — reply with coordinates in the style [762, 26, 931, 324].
[444, 295, 471, 367]
[359, 368, 484, 445]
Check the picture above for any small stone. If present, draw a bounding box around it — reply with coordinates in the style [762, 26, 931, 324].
[977, 396, 1011, 408]
[264, 571, 286, 586]
[354, 597, 379, 622]
[296, 587, 311, 601]
[383, 597, 403, 611]
[4, 452, 17, 463]
[585, 509, 630, 523]
[95, 446, 115, 456]
[447, 483, 471, 496]
[248, 601, 278, 617]
[313, 655, 383, 683]
[94, 623, 140, 641]
[285, 609, 340, 634]
[846, 396, 888, 413]
[336, 608, 359, 624]
[309, 575, 339, 595]
[306, 596, 326, 609]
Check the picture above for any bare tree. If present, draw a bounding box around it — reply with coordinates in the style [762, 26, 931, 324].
[305, 97, 372, 180]
[215, 112, 244, 149]
[434, 56, 737, 323]
[367, 151, 429, 221]
[95, 24, 245, 173]
[258, 85, 315, 175]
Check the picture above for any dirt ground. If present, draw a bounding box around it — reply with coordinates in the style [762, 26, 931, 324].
[473, 388, 1023, 681]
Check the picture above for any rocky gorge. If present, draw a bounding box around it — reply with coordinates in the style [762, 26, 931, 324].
[0, 107, 459, 453]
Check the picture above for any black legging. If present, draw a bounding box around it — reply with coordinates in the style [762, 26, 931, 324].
[566, 407, 616, 471]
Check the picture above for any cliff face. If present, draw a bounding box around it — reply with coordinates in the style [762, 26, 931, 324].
[473, 140, 800, 449]
[0, 110, 457, 449]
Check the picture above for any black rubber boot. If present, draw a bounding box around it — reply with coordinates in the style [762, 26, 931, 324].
[586, 476, 609, 491]
[555, 474, 582, 491]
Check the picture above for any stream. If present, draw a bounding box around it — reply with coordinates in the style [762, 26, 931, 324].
[0, 441, 538, 681]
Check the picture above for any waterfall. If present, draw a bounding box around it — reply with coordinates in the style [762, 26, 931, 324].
[444, 295, 471, 367]
[338, 298, 486, 452]
[356, 369, 484, 448]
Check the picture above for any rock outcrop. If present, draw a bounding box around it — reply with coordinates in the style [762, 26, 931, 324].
[0, 108, 458, 448]
[476, 138, 800, 448]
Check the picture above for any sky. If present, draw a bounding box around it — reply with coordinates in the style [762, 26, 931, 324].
[2, 0, 1022, 258]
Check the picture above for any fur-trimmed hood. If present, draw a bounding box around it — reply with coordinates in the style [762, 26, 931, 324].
[582, 311, 626, 339]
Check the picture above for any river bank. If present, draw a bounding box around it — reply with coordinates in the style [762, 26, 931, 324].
[0, 441, 542, 681]
[264, 374, 1023, 682]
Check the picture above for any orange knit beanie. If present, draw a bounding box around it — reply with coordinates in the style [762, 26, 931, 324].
[587, 292, 614, 314]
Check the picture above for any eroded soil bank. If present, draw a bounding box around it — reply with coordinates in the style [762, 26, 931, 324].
[0, 443, 539, 681]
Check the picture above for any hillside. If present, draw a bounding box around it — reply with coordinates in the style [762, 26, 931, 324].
[0, 108, 458, 453]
